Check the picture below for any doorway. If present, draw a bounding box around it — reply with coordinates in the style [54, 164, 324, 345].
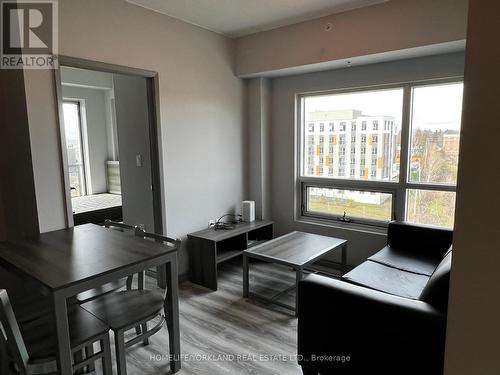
[55, 57, 163, 234]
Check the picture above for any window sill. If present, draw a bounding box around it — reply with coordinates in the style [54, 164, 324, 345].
[296, 215, 388, 236]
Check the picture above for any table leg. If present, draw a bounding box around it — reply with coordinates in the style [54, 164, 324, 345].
[165, 254, 181, 373]
[341, 244, 348, 275]
[157, 265, 167, 288]
[53, 292, 72, 374]
[243, 254, 249, 298]
[295, 268, 303, 317]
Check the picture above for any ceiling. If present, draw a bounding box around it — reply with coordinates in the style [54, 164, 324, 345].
[125, 0, 388, 38]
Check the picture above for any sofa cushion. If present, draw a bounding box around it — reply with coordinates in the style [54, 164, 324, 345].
[368, 246, 440, 276]
[387, 221, 453, 258]
[343, 260, 430, 299]
[419, 250, 452, 312]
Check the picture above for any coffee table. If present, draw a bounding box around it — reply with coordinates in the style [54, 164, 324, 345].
[242, 231, 347, 316]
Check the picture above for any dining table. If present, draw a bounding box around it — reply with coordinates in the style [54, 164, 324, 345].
[0, 223, 181, 374]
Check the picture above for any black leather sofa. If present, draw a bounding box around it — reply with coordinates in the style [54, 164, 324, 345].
[297, 221, 453, 375]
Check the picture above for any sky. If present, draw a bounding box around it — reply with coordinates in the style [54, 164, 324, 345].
[63, 102, 81, 141]
[305, 82, 464, 131]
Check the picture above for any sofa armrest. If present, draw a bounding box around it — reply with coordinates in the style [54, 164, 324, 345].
[298, 274, 446, 374]
[387, 221, 453, 258]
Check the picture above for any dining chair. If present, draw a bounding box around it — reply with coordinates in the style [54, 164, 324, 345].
[76, 220, 142, 373]
[81, 230, 181, 375]
[76, 220, 138, 305]
[0, 289, 113, 375]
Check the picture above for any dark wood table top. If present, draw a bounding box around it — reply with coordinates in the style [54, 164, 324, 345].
[187, 220, 273, 242]
[244, 231, 346, 268]
[0, 224, 177, 291]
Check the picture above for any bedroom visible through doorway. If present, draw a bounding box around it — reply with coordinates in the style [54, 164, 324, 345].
[57, 61, 162, 233]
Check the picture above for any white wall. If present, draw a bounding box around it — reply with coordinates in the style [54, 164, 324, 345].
[24, 0, 246, 274]
[61, 85, 110, 194]
[269, 52, 465, 266]
[60, 66, 113, 90]
[236, 0, 468, 77]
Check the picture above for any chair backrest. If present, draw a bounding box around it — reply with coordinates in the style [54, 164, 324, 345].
[134, 228, 181, 249]
[0, 289, 29, 371]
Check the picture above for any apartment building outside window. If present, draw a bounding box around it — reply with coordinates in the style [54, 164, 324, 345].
[298, 81, 463, 228]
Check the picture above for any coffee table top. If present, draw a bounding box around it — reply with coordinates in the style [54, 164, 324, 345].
[244, 231, 346, 268]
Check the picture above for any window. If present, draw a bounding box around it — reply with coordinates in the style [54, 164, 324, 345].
[308, 123, 314, 132]
[305, 187, 393, 222]
[405, 82, 463, 227]
[319, 123, 324, 132]
[63, 101, 87, 198]
[299, 81, 463, 227]
[319, 135, 324, 144]
[329, 122, 334, 131]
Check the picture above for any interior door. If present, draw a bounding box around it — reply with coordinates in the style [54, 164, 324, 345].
[113, 73, 155, 231]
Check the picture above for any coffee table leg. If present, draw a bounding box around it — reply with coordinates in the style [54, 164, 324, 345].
[243, 254, 249, 298]
[295, 268, 303, 317]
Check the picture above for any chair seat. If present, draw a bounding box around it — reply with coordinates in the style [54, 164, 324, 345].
[77, 278, 128, 304]
[81, 290, 165, 330]
[19, 305, 110, 362]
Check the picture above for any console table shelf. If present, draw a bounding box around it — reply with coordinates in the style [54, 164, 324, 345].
[188, 220, 274, 290]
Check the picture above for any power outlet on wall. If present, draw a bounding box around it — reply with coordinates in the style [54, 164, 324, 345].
[208, 219, 215, 228]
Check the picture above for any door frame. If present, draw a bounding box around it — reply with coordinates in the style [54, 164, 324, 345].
[54, 55, 164, 234]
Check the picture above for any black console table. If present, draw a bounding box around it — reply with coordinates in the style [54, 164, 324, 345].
[188, 220, 274, 290]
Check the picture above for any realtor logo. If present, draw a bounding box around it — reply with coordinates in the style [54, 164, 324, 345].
[1, 0, 58, 69]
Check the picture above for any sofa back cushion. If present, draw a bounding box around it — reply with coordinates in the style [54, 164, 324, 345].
[387, 222, 453, 258]
[419, 248, 452, 312]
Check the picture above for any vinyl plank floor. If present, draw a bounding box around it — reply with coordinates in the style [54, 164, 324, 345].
[86, 260, 302, 375]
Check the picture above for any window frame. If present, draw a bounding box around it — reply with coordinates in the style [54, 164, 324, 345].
[295, 78, 463, 229]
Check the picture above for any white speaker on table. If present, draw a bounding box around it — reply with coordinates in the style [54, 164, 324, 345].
[242, 201, 255, 222]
